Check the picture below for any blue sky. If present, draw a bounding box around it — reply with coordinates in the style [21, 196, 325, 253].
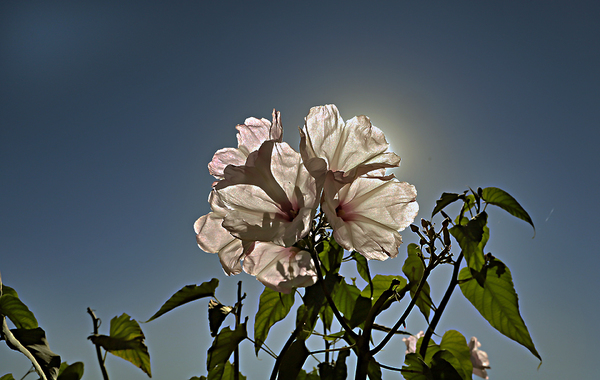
[1, 1, 599, 379]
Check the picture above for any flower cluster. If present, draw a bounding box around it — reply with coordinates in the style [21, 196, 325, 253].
[195, 105, 419, 293]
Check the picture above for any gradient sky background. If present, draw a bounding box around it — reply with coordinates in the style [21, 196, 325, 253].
[1, 1, 599, 379]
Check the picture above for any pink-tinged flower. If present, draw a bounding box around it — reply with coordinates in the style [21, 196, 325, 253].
[243, 242, 317, 293]
[209, 109, 282, 181]
[194, 191, 248, 275]
[300, 104, 400, 185]
[469, 337, 490, 379]
[403, 331, 424, 354]
[213, 140, 319, 247]
[322, 174, 418, 260]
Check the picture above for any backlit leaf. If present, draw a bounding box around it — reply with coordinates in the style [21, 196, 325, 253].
[432, 193, 461, 218]
[459, 258, 541, 362]
[145, 279, 218, 322]
[207, 324, 247, 374]
[254, 287, 294, 355]
[481, 187, 535, 233]
[0, 286, 38, 329]
[57, 361, 84, 380]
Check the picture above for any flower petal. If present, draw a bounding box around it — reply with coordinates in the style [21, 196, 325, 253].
[323, 174, 418, 260]
[469, 337, 490, 379]
[243, 242, 317, 293]
[194, 212, 244, 275]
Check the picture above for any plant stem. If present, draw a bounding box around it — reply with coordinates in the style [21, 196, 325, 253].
[234, 281, 243, 380]
[418, 253, 464, 358]
[87, 307, 109, 380]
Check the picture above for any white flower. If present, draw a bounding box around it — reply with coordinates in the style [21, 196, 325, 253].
[322, 174, 418, 260]
[403, 331, 424, 354]
[469, 337, 490, 379]
[213, 141, 319, 247]
[300, 104, 400, 185]
[209, 109, 282, 182]
[243, 242, 317, 293]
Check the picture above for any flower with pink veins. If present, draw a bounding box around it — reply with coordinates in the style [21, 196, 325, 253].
[300, 104, 400, 185]
[469, 337, 490, 379]
[209, 109, 282, 182]
[322, 174, 418, 260]
[243, 242, 317, 293]
[214, 140, 319, 248]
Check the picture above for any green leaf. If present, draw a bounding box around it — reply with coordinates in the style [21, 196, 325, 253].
[277, 340, 309, 380]
[459, 258, 541, 362]
[348, 296, 372, 329]
[429, 350, 464, 380]
[88, 313, 151, 377]
[57, 362, 84, 380]
[8, 327, 61, 380]
[402, 244, 424, 284]
[0, 375, 15, 380]
[318, 239, 344, 274]
[351, 251, 372, 293]
[208, 300, 233, 338]
[145, 279, 218, 322]
[207, 361, 246, 380]
[333, 349, 350, 379]
[449, 213, 489, 272]
[254, 287, 295, 355]
[367, 358, 382, 380]
[0, 286, 38, 329]
[207, 323, 247, 374]
[402, 353, 431, 380]
[331, 278, 361, 319]
[297, 368, 321, 380]
[481, 187, 535, 233]
[439, 331, 472, 380]
[296, 275, 338, 340]
[432, 192, 462, 217]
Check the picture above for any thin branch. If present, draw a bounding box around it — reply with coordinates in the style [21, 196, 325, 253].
[87, 308, 109, 380]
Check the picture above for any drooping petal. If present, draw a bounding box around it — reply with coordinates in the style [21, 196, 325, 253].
[208, 147, 248, 181]
[323, 174, 418, 260]
[469, 337, 490, 379]
[214, 141, 318, 247]
[300, 104, 400, 184]
[243, 242, 317, 293]
[194, 212, 244, 275]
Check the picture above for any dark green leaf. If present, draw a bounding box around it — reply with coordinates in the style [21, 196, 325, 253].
[318, 239, 344, 274]
[57, 362, 84, 380]
[207, 361, 246, 380]
[297, 368, 321, 380]
[439, 331, 472, 380]
[207, 323, 247, 374]
[429, 350, 464, 380]
[432, 193, 461, 218]
[367, 358, 382, 380]
[145, 279, 219, 322]
[361, 275, 407, 302]
[351, 251, 372, 295]
[449, 213, 489, 272]
[277, 340, 309, 380]
[481, 187, 535, 233]
[348, 296, 372, 329]
[459, 258, 541, 362]
[297, 275, 338, 340]
[0, 286, 38, 329]
[208, 300, 233, 338]
[333, 349, 350, 379]
[402, 353, 431, 380]
[254, 287, 295, 355]
[331, 278, 361, 319]
[0, 374, 15, 380]
[8, 327, 61, 380]
[89, 313, 151, 377]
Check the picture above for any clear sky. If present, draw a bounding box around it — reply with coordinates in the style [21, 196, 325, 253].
[1, 1, 599, 379]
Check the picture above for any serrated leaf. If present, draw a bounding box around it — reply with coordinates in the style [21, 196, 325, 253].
[89, 314, 151, 377]
[208, 300, 233, 338]
[449, 213, 489, 272]
[145, 279, 218, 323]
[8, 327, 61, 380]
[277, 340, 309, 380]
[254, 287, 294, 355]
[57, 361, 84, 380]
[0, 286, 38, 329]
[459, 258, 541, 362]
[207, 324, 247, 374]
[432, 193, 462, 217]
[481, 187, 535, 233]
